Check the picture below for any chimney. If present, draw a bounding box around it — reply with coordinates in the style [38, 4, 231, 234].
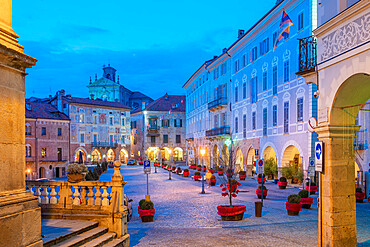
[66, 94, 71, 98]
[142, 102, 146, 110]
[238, 29, 245, 38]
[90, 94, 95, 100]
[223, 48, 227, 53]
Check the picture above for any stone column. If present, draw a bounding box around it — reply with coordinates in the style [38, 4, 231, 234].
[277, 167, 283, 178]
[0, 1, 41, 246]
[316, 124, 359, 247]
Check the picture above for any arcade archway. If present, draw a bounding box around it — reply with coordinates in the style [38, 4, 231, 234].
[74, 148, 86, 163]
[107, 149, 115, 162]
[246, 147, 256, 173]
[91, 149, 102, 163]
[212, 145, 219, 168]
[119, 149, 128, 163]
[235, 148, 243, 173]
[173, 147, 183, 161]
[221, 145, 229, 167]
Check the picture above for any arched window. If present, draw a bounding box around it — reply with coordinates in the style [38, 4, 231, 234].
[25, 123, 31, 135]
[25, 145, 31, 157]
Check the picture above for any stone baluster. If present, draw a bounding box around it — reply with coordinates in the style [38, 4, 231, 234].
[95, 186, 102, 206]
[80, 186, 87, 205]
[67, 184, 73, 206]
[34, 185, 42, 204]
[102, 186, 109, 206]
[41, 185, 49, 204]
[73, 186, 81, 205]
[87, 186, 94, 205]
[49, 185, 58, 204]
[28, 184, 35, 196]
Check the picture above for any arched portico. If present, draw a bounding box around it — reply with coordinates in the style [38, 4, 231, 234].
[107, 149, 115, 162]
[74, 148, 87, 163]
[221, 144, 229, 167]
[235, 148, 243, 173]
[91, 149, 102, 163]
[173, 147, 184, 161]
[246, 147, 256, 173]
[119, 149, 128, 163]
[212, 145, 219, 168]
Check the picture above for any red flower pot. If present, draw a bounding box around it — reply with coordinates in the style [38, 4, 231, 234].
[138, 207, 155, 222]
[210, 178, 217, 186]
[257, 177, 266, 184]
[218, 171, 224, 176]
[139, 162, 144, 165]
[217, 205, 246, 221]
[278, 181, 288, 189]
[300, 197, 314, 209]
[239, 174, 247, 180]
[194, 174, 201, 181]
[285, 202, 302, 216]
[306, 186, 317, 195]
[355, 192, 365, 203]
[209, 169, 215, 174]
[256, 189, 268, 199]
[197, 167, 201, 171]
[203, 168, 207, 172]
[183, 172, 189, 177]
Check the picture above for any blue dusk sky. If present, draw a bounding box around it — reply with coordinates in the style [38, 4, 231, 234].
[13, 0, 276, 100]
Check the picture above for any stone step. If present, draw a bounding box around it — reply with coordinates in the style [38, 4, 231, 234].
[80, 233, 116, 247]
[102, 235, 130, 247]
[43, 220, 99, 247]
[53, 227, 108, 247]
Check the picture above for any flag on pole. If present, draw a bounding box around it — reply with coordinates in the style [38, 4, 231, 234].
[273, 10, 293, 52]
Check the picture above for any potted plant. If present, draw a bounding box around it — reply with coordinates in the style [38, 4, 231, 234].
[172, 166, 177, 173]
[257, 174, 266, 184]
[299, 189, 313, 209]
[210, 175, 217, 186]
[306, 181, 317, 195]
[264, 158, 278, 180]
[189, 164, 196, 170]
[176, 167, 182, 175]
[239, 171, 247, 180]
[138, 199, 155, 222]
[218, 168, 224, 176]
[183, 169, 189, 177]
[355, 187, 365, 203]
[217, 143, 246, 221]
[197, 165, 202, 171]
[285, 194, 302, 216]
[66, 163, 87, 183]
[278, 177, 288, 189]
[226, 168, 234, 178]
[194, 171, 201, 181]
[256, 185, 268, 199]
[209, 168, 215, 174]
[202, 166, 207, 172]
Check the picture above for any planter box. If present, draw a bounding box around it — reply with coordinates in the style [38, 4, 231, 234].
[197, 167, 202, 171]
[278, 181, 288, 189]
[183, 172, 189, 177]
[300, 197, 313, 209]
[218, 171, 224, 176]
[138, 207, 155, 222]
[67, 173, 85, 183]
[285, 202, 302, 216]
[257, 177, 266, 184]
[217, 205, 246, 221]
[194, 175, 201, 181]
[210, 178, 217, 186]
[209, 169, 215, 174]
[355, 192, 365, 203]
[239, 174, 247, 180]
[256, 189, 268, 199]
[305, 186, 317, 195]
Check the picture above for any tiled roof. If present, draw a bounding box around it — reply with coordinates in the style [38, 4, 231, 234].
[63, 96, 131, 109]
[25, 101, 70, 120]
[130, 91, 153, 100]
[132, 94, 186, 114]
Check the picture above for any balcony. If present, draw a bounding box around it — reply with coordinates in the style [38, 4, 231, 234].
[206, 126, 230, 137]
[91, 141, 118, 148]
[296, 36, 317, 76]
[354, 142, 368, 151]
[208, 97, 228, 112]
[147, 126, 160, 136]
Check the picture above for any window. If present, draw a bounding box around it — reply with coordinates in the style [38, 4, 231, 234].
[57, 148, 62, 161]
[252, 112, 256, 130]
[243, 82, 247, 99]
[273, 105, 277, 126]
[26, 145, 31, 157]
[297, 97, 304, 122]
[221, 62, 227, 75]
[221, 113, 226, 126]
[110, 135, 114, 144]
[263, 72, 267, 91]
[162, 119, 170, 127]
[214, 114, 218, 128]
[131, 121, 137, 128]
[93, 134, 97, 143]
[93, 115, 97, 124]
[284, 102, 289, 133]
[273, 32, 278, 46]
[298, 12, 304, 30]
[109, 117, 113, 125]
[235, 86, 238, 102]
[242, 54, 246, 67]
[273, 66, 278, 95]
[79, 114, 84, 123]
[284, 61, 290, 82]
[41, 127, 46, 136]
[80, 134, 84, 143]
[250, 77, 257, 103]
[176, 135, 181, 143]
[174, 119, 182, 127]
[41, 148, 46, 158]
[58, 128, 62, 136]
[235, 117, 239, 133]
[163, 134, 168, 143]
[214, 67, 219, 80]
[243, 114, 247, 138]
[121, 118, 125, 126]
[25, 124, 31, 135]
[234, 59, 239, 73]
[251, 47, 258, 62]
[151, 136, 156, 144]
[263, 108, 267, 136]
[260, 38, 269, 55]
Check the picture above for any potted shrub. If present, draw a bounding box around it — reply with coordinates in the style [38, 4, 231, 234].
[218, 168, 224, 176]
[189, 164, 196, 170]
[278, 177, 288, 189]
[138, 199, 155, 222]
[197, 165, 202, 171]
[355, 187, 365, 203]
[299, 189, 313, 209]
[194, 171, 201, 181]
[256, 185, 268, 199]
[66, 163, 87, 183]
[202, 166, 207, 172]
[172, 166, 177, 173]
[209, 168, 215, 174]
[217, 144, 246, 221]
[183, 169, 189, 177]
[176, 167, 182, 175]
[257, 174, 266, 184]
[210, 175, 217, 186]
[239, 171, 247, 180]
[285, 194, 302, 216]
[264, 158, 278, 180]
[226, 168, 234, 178]
[305, 181, 317, 195]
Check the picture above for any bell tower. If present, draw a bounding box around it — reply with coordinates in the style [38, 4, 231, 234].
[103, 64, 117, 82]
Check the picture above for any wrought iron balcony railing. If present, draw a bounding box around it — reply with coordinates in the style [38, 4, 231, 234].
[206, 126, 230, 137]
[91, 141, 118, 148]
[208, 97, 228, 111]
[297, 36, 317, 75]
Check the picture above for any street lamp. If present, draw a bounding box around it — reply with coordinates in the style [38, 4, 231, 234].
[168, 149, 172, 180]
[200, 148, 206, 194]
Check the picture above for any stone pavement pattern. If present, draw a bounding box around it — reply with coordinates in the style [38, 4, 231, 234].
[101, 166, 370, 247]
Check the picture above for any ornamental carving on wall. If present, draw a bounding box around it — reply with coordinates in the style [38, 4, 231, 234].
[321, 13, 370, 61]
